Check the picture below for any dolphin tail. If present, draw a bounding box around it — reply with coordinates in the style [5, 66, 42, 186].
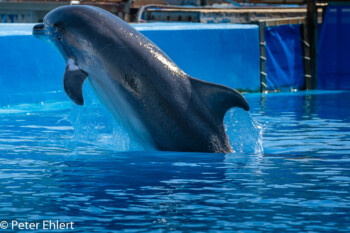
[189, 76, 249, 121]
[63, 64, 88, 106]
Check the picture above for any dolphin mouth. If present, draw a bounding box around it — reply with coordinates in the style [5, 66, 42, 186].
[32, 23, 50, 39]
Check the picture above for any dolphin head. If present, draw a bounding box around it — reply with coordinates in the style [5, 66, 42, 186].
[33, 6, 105, 105]
[32, 5, 140, 106]
[33, 6, 100, 65]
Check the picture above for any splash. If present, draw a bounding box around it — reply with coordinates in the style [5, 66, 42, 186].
[65, 83, 144, 152]
[224, 108, 264, 154]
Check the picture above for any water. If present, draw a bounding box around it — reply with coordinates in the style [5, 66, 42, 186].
[0, 91, 349, 232]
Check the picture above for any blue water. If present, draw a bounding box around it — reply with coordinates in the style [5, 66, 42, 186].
[0, 91, 349, 232]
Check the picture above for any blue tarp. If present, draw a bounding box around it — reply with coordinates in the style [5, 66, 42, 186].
[264, 24, 305, 91]
[318, 5, 350, 90]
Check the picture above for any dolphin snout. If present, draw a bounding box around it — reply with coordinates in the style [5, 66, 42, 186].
[33, 23, 45, 31]
[33, 23, 50, 39]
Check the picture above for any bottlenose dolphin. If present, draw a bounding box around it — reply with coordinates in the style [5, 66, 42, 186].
[33, 5, 249, 153]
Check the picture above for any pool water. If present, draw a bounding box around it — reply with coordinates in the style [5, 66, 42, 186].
[0, 91, 349, 232]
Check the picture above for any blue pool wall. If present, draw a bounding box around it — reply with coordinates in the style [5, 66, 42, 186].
[0, 23, 260, 106]
[136, 24, 260, 91]
[0, 40, 66, 106]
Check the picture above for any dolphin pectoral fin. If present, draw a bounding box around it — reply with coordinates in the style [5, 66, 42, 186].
[189, 76, 249, 120]
[63, 67, 88, 105]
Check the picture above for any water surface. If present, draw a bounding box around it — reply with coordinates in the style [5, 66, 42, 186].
[0, 91, 349, 232]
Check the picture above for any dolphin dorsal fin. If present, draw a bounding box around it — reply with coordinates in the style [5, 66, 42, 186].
[189, 76, 249, 121]
[63, 59, 88, 105]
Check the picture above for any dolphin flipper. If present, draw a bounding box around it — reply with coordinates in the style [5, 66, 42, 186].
[189, 76, 249, 121]
[63, 64, 88, 105]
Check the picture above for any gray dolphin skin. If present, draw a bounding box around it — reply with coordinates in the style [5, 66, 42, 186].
[33, 5, 249, 153]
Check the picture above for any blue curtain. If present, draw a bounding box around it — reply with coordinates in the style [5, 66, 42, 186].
[264, 24, 305, 91]
[318, 5, 350, 90]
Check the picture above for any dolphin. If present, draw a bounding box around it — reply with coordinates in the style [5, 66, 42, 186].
[32, 5, 249, 153]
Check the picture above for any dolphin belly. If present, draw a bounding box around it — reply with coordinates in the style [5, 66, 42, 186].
[87, 74, 156, 150]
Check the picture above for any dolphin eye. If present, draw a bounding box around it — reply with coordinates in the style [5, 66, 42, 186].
[53, 22, 63, 28]
[53, 22, 65, 32]
[53, 22, 64, 41]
